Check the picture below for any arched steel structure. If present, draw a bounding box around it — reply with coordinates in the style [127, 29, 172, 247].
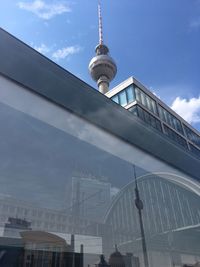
[104, 173, 200, 247]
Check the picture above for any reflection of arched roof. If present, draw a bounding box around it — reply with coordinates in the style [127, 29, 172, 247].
[104, 172, 200, 244]
[20, 231, 68, 247]
[104, 172, 200, 223]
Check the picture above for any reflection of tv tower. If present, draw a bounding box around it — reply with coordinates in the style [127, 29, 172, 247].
[133, 166, 149, 267]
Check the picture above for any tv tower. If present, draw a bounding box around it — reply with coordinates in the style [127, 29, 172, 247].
[89, 0, 117, 94]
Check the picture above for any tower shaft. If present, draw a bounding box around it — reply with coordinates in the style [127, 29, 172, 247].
[98, 76, 109, 94]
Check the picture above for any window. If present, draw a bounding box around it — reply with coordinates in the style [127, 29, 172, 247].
[158, 105, 184, 135]
[135, 87, 158, 115]
[119, 90, 127, 106]
[129, 105, 162, 132]
[128, 106, 138, 116]
[111, 95, 119, 104]
[184, 125, 200, 148]
[189, 144, 200, 158]
[163, 125, 188, 149]
[135, 87, 142, 103]
[111, 86, 135, 107]
[126, 85, 135, 103]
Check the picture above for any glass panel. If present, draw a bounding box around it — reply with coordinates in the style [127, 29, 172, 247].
[140, 91, 147, 107]
[137, 105, 145, 120]
[135, 105, 162, 132]
[126, 85, 135, 103]
[164, 125, 188, 149]
[151, 99, 158, 115]
[119, 90, 127, 106]
[128, 106, 138, 116]
[111, 95, 119, 104]
[184, 124, 200, 148]
[146, 97, 153, 112]
[158, 105, 184, 135]
[189, 143, 200, 158]
[135, 87, 141, 103]
[135, 87, 157, 115]
[158, 105, 164, 120]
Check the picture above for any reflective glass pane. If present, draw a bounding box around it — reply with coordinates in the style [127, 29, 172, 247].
[140, 91, 147, 107]
[0, 72, 200, 267]
[126, 86, 135, 103]
[135, 87, 141, 103]
[119, 90, 127, 106]
[111, 95, 119, 104]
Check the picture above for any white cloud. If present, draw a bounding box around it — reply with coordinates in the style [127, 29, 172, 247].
[171, 96, 200, 124]
[33, 43, 50, 54]
[17, 0, 71, 20]
[52, 45, 81, 60]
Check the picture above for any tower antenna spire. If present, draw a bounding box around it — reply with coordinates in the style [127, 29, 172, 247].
[98, 0, 103, 45]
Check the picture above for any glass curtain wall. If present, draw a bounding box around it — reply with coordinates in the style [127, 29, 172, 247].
[0, 74, 200, 267]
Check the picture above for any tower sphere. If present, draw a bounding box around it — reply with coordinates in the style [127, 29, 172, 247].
[89, 44, 117, 84]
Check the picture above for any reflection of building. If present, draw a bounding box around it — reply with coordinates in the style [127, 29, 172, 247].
[109, 247, 140, 267]
[70, 176, 111, 222]
[0, 195, 77, 234]
[0, 232, 83, 267]
[109, 247, 125, 267]
[3, 217, 31, 238]
[0, 195, 107, 239]
[96, 254, 110, 267]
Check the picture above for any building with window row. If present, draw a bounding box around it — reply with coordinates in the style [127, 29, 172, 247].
[106, 77, 200, 159]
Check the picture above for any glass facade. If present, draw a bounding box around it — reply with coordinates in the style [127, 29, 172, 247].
[135, 87, 158, 115]
[1, 29, 200, 267]
[111, 84, 200, 159]
[189, 143, 200, 158]
[111, 85, 135, 106]
[1, 72, 200, 267]
[129, 105, 162, 132]
[163, 125, 188, 149]
[158, 105, 184, 135]
[184, 124, 200, 148]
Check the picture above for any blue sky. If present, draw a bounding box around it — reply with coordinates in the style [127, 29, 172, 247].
[1, 0, 200, 130]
